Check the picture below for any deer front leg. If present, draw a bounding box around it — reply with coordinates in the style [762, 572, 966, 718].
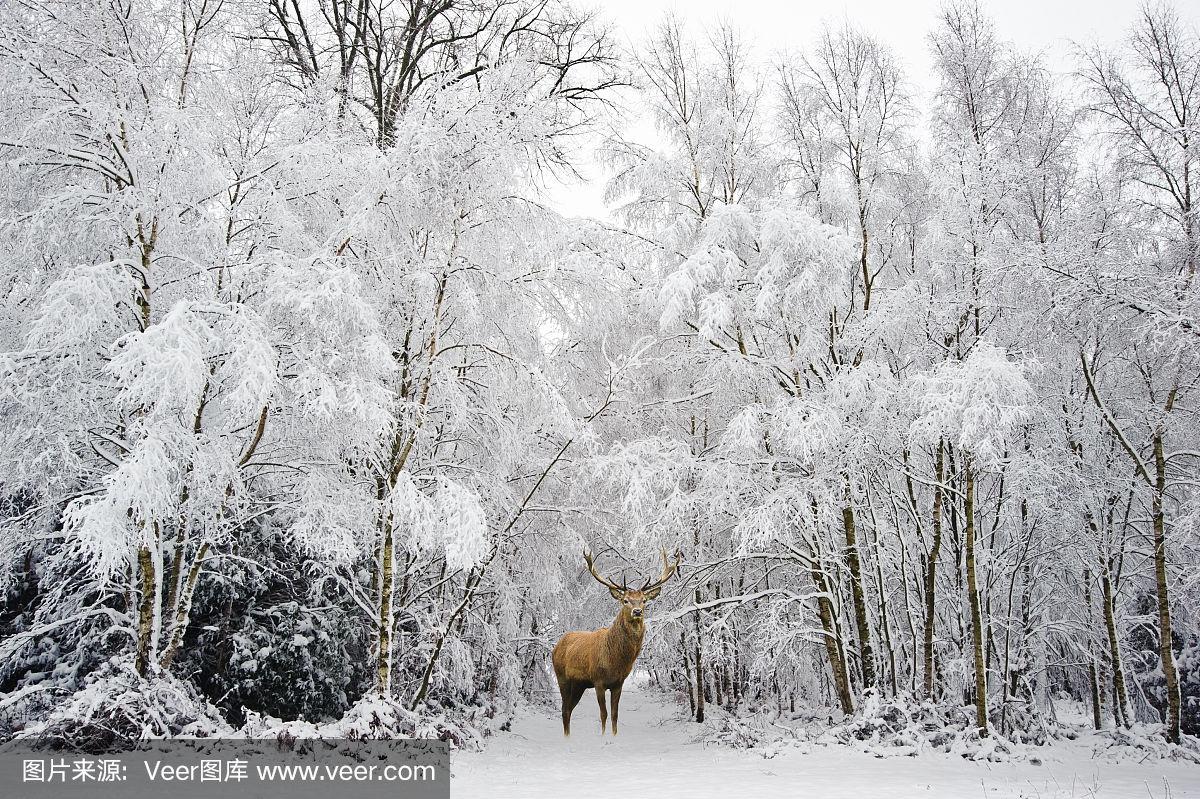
[610, 682, 623, 735]
[595, 683, 608, 734]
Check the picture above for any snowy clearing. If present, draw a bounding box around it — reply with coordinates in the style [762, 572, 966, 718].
[453, 685, 1200, 799]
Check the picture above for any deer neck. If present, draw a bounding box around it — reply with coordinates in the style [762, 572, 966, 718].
[607, 607, 645, 661]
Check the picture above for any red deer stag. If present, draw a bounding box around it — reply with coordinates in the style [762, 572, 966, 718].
[551, 549, 680, 736]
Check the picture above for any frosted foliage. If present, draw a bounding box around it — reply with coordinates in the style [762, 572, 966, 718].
[659, 202, 852, 346]
[214, 307, 277, 419]
[443, 638, 477, 695]
[733, 500, 790, 552]
[63, 436, 178, 576]
[109, 303, 215, 424]
[910, 343, 1036, 468]
[658, 267, 696, 328]
[435, 480, 489, 571]
[596, 439, 690, 515]
[289, 469, 377, 562]
[391, 472, 438, 534]
[722, 405, 764, 454]
[266, 261, 393, 443]
[752, 207, 853, 324]
[390, 474, 488, 569]
[27, 263, 135, 354]
[495, 656, 521, 705]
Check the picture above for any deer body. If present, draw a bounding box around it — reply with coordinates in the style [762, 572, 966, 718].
[552, 550, 679, 736]
[552, 606, 643, 735]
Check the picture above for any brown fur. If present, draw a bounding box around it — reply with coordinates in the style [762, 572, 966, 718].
[551, 587, 659, 736]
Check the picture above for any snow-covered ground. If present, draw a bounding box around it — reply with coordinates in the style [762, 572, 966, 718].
[452, 684, 1200, 799]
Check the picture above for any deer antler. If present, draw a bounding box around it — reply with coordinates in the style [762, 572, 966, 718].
[583, 549, 627, 592]
[640, 548, 681, 592]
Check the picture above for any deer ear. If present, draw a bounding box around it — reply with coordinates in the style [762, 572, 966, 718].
[644, 586, 662, 601]
[608, 586, 624, 600]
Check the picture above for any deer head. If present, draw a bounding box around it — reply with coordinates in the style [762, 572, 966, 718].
[583, 548, 681, 621]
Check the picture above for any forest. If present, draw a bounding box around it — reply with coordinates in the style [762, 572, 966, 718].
[0, 0, 1197, 778]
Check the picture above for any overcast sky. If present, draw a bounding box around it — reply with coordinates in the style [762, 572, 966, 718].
[545, 0, 1143, 219]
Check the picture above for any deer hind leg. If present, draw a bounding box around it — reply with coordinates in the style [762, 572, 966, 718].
[561, 681, 585, 737]
[610, 682, 623, 735]
[595, 683, 608, 734]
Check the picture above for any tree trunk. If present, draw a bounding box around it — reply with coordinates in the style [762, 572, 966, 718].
[693, 588, 705, 723]
[866, 504, 898, 696]
[964, 458, 988, 737]
[1083, 568, 1103, 731]
[1151, 429, 1180, 743]
[158, 541, 210, 669]
[376, 522, 395, 695]
[1100, 564, 1132, 728]
[681, 632, 695, 716]
[842, 488, 876, 691]
[811, 557, 854, 715]
[896, 526, 920, 695]
[134, 543, 158, 676]
[923, 440, 945, 699]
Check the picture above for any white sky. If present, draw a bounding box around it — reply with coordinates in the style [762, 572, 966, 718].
[545, 0, 1142, 219]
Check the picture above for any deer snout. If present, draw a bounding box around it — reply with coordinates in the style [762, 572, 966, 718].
[631, 607, 643, 618]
